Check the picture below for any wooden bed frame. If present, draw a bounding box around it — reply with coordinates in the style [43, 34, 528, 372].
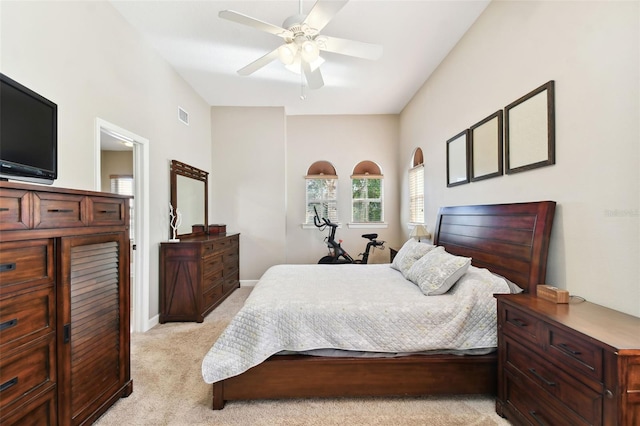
[211, 201, 556, 409]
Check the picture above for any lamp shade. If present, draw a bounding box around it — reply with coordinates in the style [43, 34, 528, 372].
[410, 224, 431, 242]
[278, 43, 298, 65]
[301, 40, 320, 63]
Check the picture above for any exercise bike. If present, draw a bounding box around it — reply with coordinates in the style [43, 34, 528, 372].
[313, 207, 385, 264]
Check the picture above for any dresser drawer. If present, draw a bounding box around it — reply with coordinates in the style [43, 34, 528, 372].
[0, 335, 56, 412]
[504, 336, 603, 423]
[203, 270, 223, 293]
[0, 240, 54, 291]
[203, 254, 223, 275]
[0, 384, 56, 426]
[0, 188, 31, 231]
[501, 304, 542, 348]
[548, 324, 604, 382]
[504, 368, 591, 426]
[87, 196, 127, 225]
[33, 192, 85, 228]
[203, 284, 223, 309]
[0, 286, 55, 349]
[223, 250, 239, 269]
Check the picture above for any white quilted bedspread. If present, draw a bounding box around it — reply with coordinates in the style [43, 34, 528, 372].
[201, 263, 510, 384]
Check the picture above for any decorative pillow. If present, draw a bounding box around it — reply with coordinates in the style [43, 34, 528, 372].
[391, 239, 435, 277]
[405, 246, 471, 295]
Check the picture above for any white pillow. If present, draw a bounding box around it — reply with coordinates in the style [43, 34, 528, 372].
[391, 239, 436, 277]
[405, 246, 471, 295]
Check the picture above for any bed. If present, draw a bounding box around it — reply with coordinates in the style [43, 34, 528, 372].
[203, 201, 556, 409]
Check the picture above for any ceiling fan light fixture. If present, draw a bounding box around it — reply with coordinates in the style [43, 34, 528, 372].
[284, 56, 325, 74]
[278, 43, 298, 65]
[301, 40, 320, 63]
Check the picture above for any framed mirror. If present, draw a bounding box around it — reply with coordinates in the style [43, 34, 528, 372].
[170, 160, 208, 238]
[446, 129, 470, 187]
[505, 81, 555, 174]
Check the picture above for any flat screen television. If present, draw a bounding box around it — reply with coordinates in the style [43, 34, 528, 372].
[0, 73, 58, 185]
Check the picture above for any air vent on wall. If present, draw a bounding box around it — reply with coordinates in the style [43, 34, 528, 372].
[178, 107, 189, 126]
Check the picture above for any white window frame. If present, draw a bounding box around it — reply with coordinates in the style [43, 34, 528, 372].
[110, 175, 134, 239]
[409, 164, 424, 224]
[351, 176, 384, 224]
[305, 177, 338, 226]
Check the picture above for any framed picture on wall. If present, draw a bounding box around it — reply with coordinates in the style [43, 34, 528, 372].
[446, 129, 470, 187]
[505, 81, 555, 174]
[470, 110, 503, 182]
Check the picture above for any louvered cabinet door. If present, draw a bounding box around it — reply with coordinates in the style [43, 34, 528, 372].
[57, 233, 131, 426]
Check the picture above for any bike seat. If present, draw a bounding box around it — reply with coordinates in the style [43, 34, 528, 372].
[361, 233, 378, 240]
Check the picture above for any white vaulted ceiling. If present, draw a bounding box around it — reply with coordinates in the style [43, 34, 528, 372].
[111, 1, 490, 115]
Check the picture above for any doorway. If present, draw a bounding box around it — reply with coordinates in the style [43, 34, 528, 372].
[96, 118, 150, 332]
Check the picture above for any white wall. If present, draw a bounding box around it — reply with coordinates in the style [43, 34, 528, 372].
[210, 107, 288, 281]
[287, 115, 401, 265]
[210, 110, 401, 281]
[100, 151, 133, 192]
[1, 1, 212, 324]
[399, 1, 639, 316]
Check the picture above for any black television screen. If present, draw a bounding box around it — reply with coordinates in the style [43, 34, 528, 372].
[0, 73, 57, 185]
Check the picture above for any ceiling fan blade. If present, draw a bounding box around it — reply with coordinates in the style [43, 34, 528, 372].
[219, 10, 293, 38]
[237, 48, 280, 76]
[317, 35, 383, 60]
[304, 0, 348, 32]
[302, 61, 324, 90]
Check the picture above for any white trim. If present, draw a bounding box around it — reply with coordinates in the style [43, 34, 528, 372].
[240, 280, 259, 287]
[347, 222, 388, 229]
[95, 118, 151, 333]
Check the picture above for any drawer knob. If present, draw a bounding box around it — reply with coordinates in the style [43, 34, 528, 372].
[0, 262, 16, 273]
[0, 318, 18, 331]
[529, 410, 548, 426]
[510, 318, 528, 327]
[557, 342, 581, 355]
[0, 377, 18, 393]
[528, 368, 556, 387]
[47, 208, 74, 213]
[605, 389, 614, 399]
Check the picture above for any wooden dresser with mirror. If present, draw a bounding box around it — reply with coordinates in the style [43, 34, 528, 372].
[159, 160, 240, 323]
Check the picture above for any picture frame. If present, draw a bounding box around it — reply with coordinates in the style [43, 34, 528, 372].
[446, 129, 470, 187]
[505, 81, 555, 174]
[470, 110, 503, 182]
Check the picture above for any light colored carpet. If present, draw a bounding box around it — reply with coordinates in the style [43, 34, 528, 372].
[95, 287, 510, 425]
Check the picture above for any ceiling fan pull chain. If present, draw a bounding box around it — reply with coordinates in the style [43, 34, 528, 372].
[300, 67, 306, 100]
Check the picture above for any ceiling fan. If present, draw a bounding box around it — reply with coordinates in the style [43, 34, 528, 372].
[219, 0, 383, 90]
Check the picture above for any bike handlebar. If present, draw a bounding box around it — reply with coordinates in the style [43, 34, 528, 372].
[313, 206, 337, 229]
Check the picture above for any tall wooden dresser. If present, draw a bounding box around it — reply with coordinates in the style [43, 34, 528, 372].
[496, 294, 640, 425]
[159, 233, 240, 323]
[0, 181, 132, 425]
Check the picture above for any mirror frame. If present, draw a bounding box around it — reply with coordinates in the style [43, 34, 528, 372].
[505, 80, 555, 174]
[470, 110, 503, 182]
[170, 159, 208, 238]
[446, 129, 470, 187]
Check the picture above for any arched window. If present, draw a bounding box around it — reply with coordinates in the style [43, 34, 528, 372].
[409, 148, 424, 223]
[351, 161, 383, 223]
[305, 161, 338, 224]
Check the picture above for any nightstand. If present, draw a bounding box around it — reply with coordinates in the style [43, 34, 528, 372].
[389, 247, 399, 262]
[495, 294, 640, 425]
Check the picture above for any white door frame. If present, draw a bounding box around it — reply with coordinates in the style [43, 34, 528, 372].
[95, 118, 151, 332]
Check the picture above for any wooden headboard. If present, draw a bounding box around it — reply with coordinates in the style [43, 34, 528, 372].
[433, 201, 556, 294]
